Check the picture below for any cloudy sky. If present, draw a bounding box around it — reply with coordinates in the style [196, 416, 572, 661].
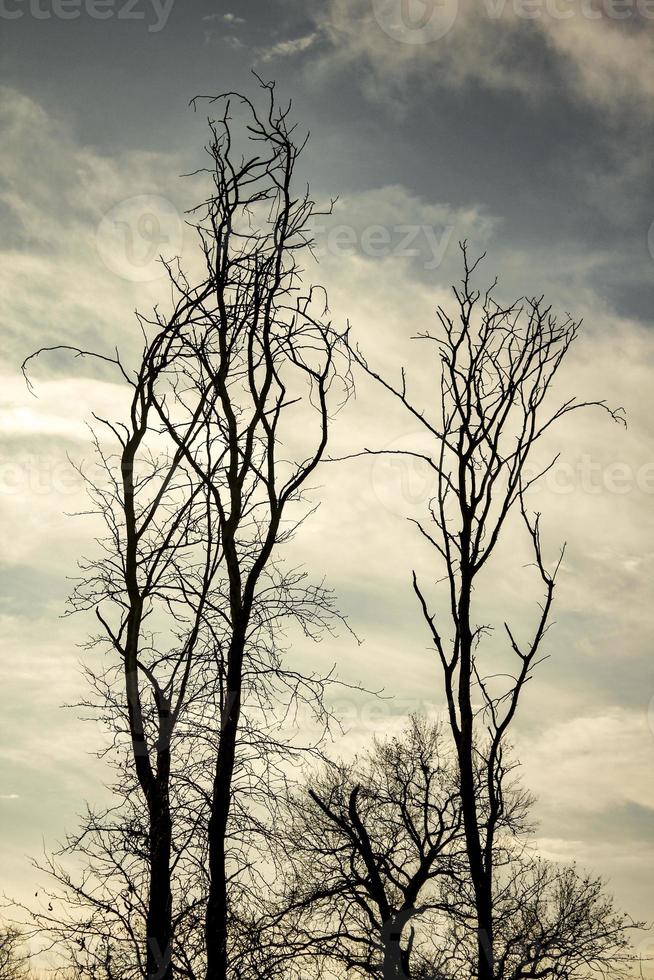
[1, 0, 653, 962]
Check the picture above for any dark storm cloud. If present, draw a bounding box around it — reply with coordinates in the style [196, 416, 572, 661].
[3, 0, 653, 324]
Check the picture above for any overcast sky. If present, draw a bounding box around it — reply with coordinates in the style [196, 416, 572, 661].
[1, 0, 653, 961]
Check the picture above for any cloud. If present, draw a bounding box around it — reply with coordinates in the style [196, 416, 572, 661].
[306, 0, 654, 110]
[259, 32, 319, 61]
[521, 708, 654, 814]
[1, 84, 652, 935]
[0, 87, 199, 374]
[303, 184, 497, 278]
[524, 712, 654, 918]
[203, 12, 246, 23]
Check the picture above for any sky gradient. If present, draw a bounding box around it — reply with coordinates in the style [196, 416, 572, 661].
[1, 0, 653, 965]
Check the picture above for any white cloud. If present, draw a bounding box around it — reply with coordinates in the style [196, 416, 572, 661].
[309, 0, 654, 110]
[521, 708, 654, 813]
[0, 86, 194, 373]
[259, 32, 319, 61]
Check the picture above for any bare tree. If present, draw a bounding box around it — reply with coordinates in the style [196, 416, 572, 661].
[145, 81, 353, 980]
[279, 717, 464, 979]
[351, 246, 625, 980]
[21, 706, 329, 980]
[24, 322, 223, 980]
[463, 858, 636, 980]
[279, 719, 638, 980]
[22, 78, 353, 980]
[0, 926, 29, 980]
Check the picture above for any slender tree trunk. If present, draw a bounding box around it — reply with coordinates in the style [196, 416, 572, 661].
[457, 736, 494, 980]
[457, 705, 494, 980]
[457, 564, 494, 980]
[146, 779, 174, 980]
[205, 630, 245, 980]
[205, 736, 236, 980]
[123, 442, 174, 979]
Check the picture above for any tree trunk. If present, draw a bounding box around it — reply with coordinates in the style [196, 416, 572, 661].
[146, 780, 173, 980]
[205, 769, 232, 980]
[382, 939, 411, 980]
[457, 569, 494, 980]
[205, 631, 244, 980]
[123, 440, 174, 979]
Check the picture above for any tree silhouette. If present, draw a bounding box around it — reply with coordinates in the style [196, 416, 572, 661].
[158, 81, 353, 980]
[351, 247, 625, 980]
[279, 718, 638, 980]
[0, 926, 29, 980]
[22, 78, 353, 980]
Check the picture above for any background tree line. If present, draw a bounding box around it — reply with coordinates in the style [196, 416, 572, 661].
[5, 79, 642, 980]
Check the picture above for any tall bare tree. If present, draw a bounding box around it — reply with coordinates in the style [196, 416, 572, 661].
[352, 246, 624, 980]
[24, 322, 222, 980]
[150, 81, 353, 980]
[23, 78, 352, 980]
